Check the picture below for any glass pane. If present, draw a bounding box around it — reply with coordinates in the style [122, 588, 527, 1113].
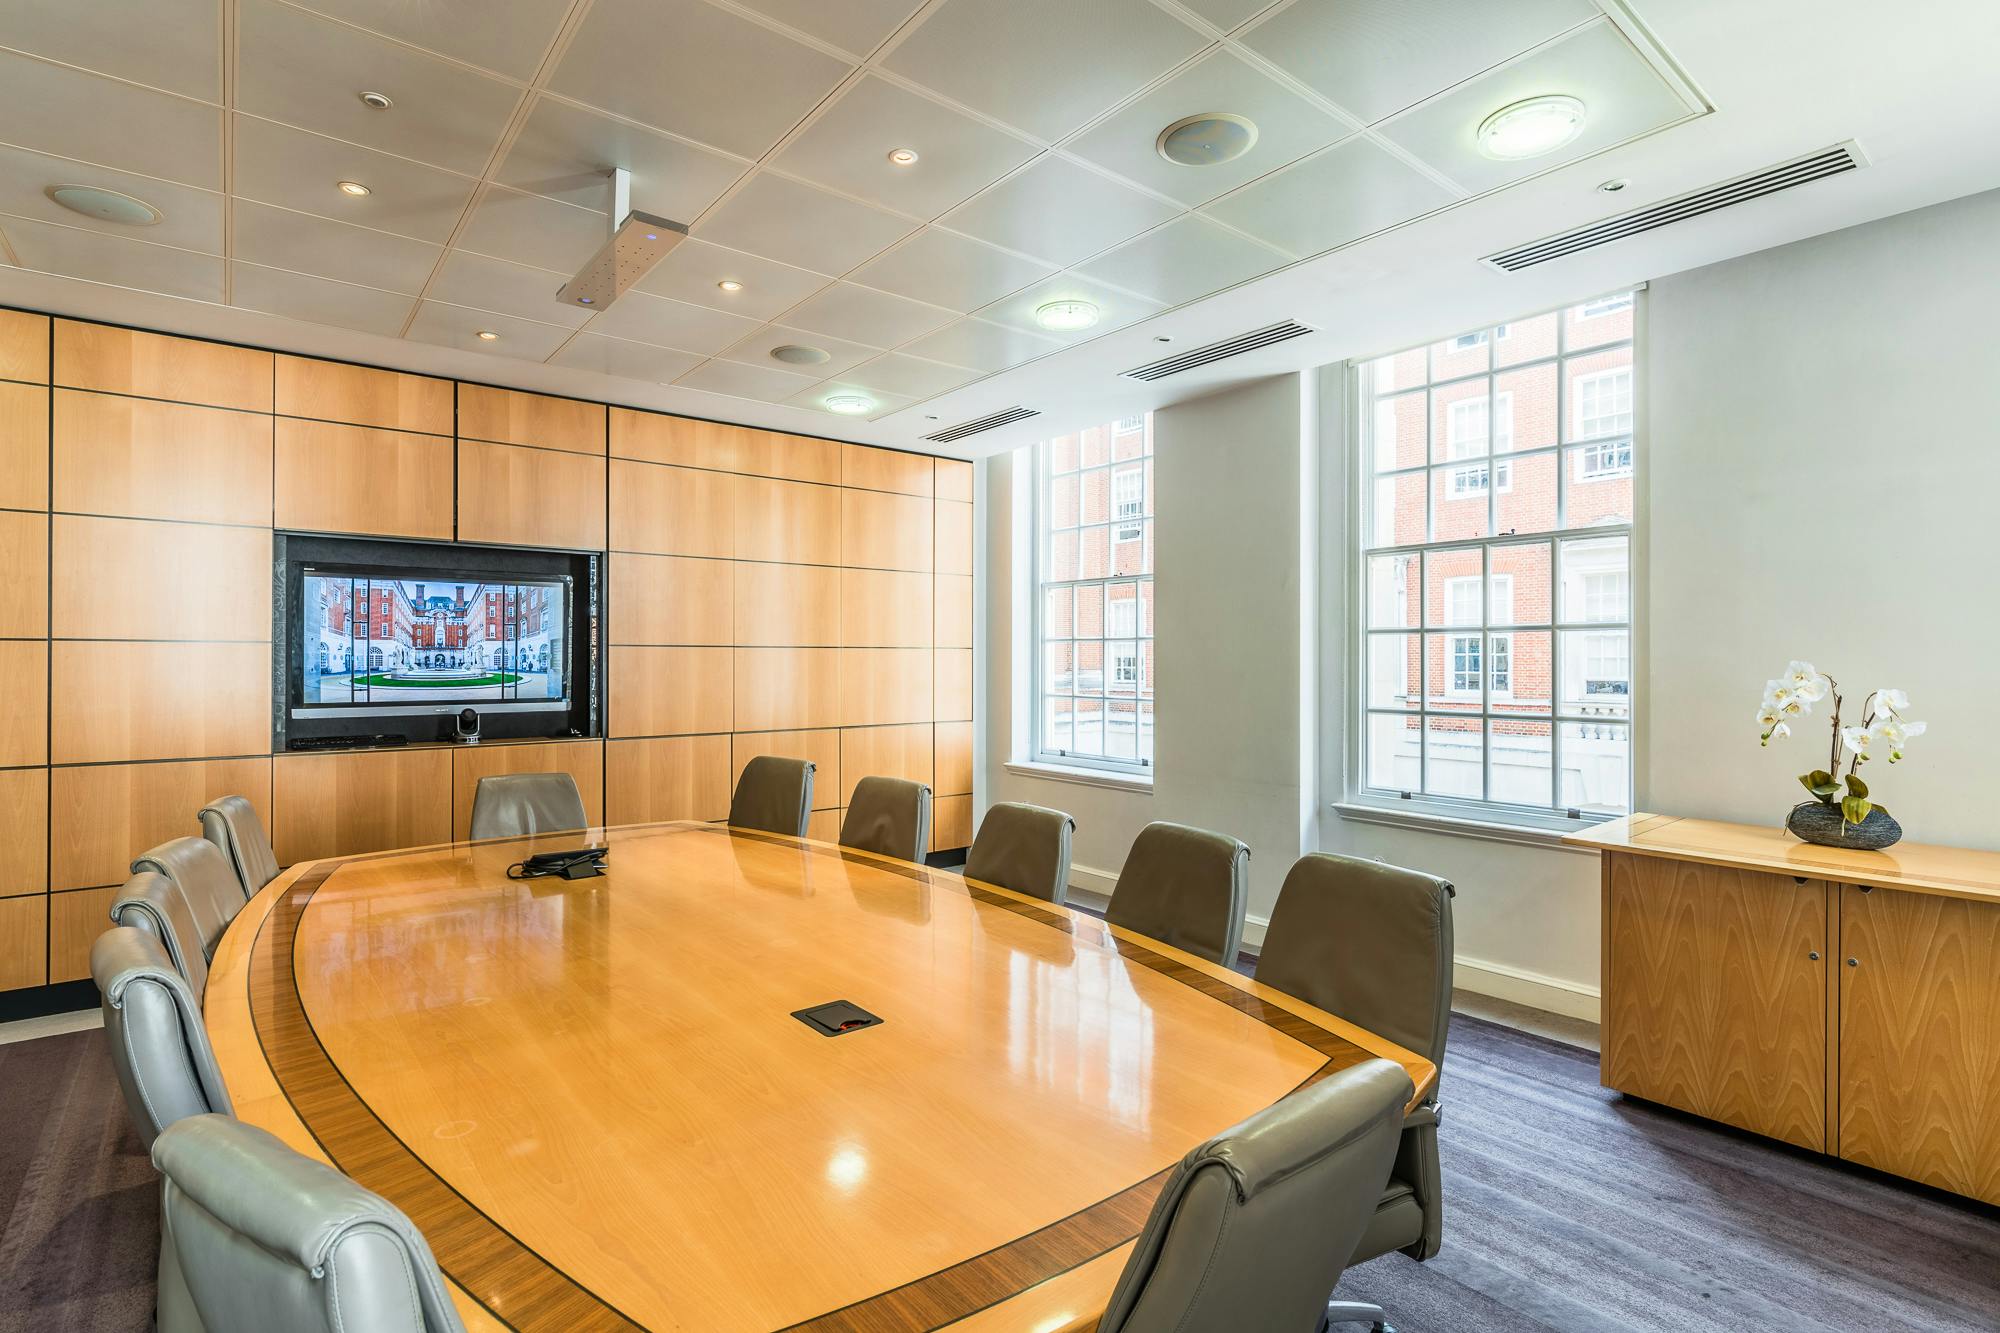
[1368, 347, 1428, 394]
[1565, 293, 1635, 350]
[1366, 634, 1421, 710]
[1043, 696, 1072, 752]
[1074, 639, 1104, 696]
[1423, 716, 1484, 798]
[1079, 425, 1110, 468]
[1488, 543, 1551, 626]
[1565, 345, 1634, 442]
[1366, 554, 1420, 628]
[1043, 641, 1073, 695]
[1566, 445, 1633, 525]
[1043, 586, 1073, 638]
[1493, 362, 1556, 453]
[1560, 720, 1630, 813]
[1369, 472, 1427, 548]
[1558, 536, 1629, 623]
[1493, 449, 1557, 536]
[1079, 466, 1110, 524]
[1493, 630, 1549, 713]
[1495, 312, 1558, 367]
[1430, 381, 1490, 464]
[1111, 528, 1146, 577]
[1107, 640, 1139, 693]
[1105, 698, 1138, 759]
[1077, 525, 1109, 580]
[1048, 434, 1079, 474]
[1430, 465, 1491, 541]
[1560, 629, 1631, 719]
[1371, 390, 1428, 473]
[1138, 641, 1155, 698]
[1365, 712, 1422, 791]
[1104, 582, 1139, 638]
[1489, 719, 1553, 808]
[1137, 700, 1155, 762]
[1429, 330, 1490, 380]
[1048, 529, 1078, 581]
[1426, 632, 1481, 711]
[1073, 587, 1102, 639]
[1048, 472, 1079, 528]
[1073, 696, 1104, 755]
[1424, 548, 1484, 628]
[1138, 581, 1154, 636]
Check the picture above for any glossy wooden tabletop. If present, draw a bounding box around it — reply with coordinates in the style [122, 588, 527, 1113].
[205, 823, 1435, 1333]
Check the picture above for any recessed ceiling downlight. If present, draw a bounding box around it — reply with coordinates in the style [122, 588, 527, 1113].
[337, 179, 371, 196]
[1035, 299, 1099, 332]
[476, 330, 499, 341]
[771, 344, 830, 366]
[1156, 113, 1258, 167]
[46, 184, 162, 226]
[358, 90, 393, 110]
[824, 393, 873, 415]
[1476, 95, 1586, 160]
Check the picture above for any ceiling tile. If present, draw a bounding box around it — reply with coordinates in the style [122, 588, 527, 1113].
[1065, 50, 1353, 207]
[851, 228, 1054, 313]
[1378, 21, 1694, 193]
[674, 357, 820, 404]
[772, 75, 1039, 219]
[842, 353, 979, 400]
[550, 0, 852, 159]
[0, 143, 222, 254]
[406, 301, 572, 359]
[883, 0, 1207, 142]
[1076, 214, 1287, 305]
[900, 316, 1061, 372]
[428, 249, 589, 327]
[695, 172, 914, 275]
[729, 0, 924, 55]
[582, 290, 763, 355]
[4, 216, 222, 302]
[942, 157, 1177, 267]
[1241, 0, 1596, 124]
[284, 0, 570, 81]
[456, 185, 606, 271]
[976, 272, 1165, 342]
[783, 379, 915, 421]
[1201, 137, 1453, 257]
[231, 198, 441, 294]
[236, 0, 521, 177]
[634, 239, 831, 321]
[0, 51, 222, 189]
[233, 114, 476, 243]
[783, 282, 957, 347]
[493, 96, 747, 222]
[0, 0, 220, 102]
[720, 325, 881, 380]
[1175, 0, 1278, 32]
[550, 333, 704, 383]
[229, 261, 415, 336]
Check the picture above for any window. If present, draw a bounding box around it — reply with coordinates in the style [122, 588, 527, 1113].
[1035, 416, 1155, 771]
[1355, 293, 1636, 824]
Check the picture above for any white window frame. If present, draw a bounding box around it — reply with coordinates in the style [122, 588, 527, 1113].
[1574, 368, 1634, 440]
[1111, 466, 1145, 543]
[1579, 294, 1633, 319]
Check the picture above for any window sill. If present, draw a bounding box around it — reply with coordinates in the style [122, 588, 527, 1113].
[1332, 800, 1605, 853]
[1005, 761, 1154, 794]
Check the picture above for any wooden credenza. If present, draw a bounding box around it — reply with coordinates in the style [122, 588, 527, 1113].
[1568, 814, 2000, 1206]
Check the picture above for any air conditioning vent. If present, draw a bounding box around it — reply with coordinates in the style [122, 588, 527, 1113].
[1484, 142, 1867, 273]
[1121, 321, 1315, 381]
[923, 406, 1039, 444]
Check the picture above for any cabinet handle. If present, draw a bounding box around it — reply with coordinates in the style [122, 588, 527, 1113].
[1847, 957, 1859, 967]
[1808, 951, 1820, 961]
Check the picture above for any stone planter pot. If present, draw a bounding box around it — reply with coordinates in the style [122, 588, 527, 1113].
[1786, 800, 1903, 850]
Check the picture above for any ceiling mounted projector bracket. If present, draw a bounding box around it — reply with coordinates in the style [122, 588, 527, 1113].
[556, 167, 688, 311]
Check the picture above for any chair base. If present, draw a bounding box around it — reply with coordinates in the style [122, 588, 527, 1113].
[1324, 1298, 1393, 1332]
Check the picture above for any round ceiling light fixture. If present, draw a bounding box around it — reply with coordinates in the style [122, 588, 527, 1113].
[1156, 112, 1258, 167]
[476, 330, 499, 341]
[45, 184, 162, 226]
[1035, 298, 1099, 332]
[358, 90, 393, 110]
[1475, 95, 1586, 160]
[717, 279, 744, 292]
[770, 344, 830, 366]
[887, 147, 920, 166]
[824, 393, 874, 415]
[336, 179, 371, 196]
[1598, 177, 1630, 193]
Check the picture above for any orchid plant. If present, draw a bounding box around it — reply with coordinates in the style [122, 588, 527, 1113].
[1757, 661, 1925, 827]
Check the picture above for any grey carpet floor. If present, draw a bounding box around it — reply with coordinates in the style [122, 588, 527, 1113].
[2, 1017, 1996, 1332]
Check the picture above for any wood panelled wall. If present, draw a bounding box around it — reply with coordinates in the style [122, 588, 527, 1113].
[0, 309, 973, 996]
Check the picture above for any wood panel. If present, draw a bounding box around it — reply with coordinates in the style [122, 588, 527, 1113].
[54, 321, 272, 412]
[604, 735, 730, 824]
[840, 648, 932, 727]
[935, 648, 974, 722]
[275, 355, 452, 435]
[53, 389, 273, 526]
[1838, 885, 2000, 1205]
[936, 458, 973, 504]
[610, 410, 840, 484]
[1601, 852, 1828, 1150]
[608, 646, 732, 737]
[730, 730, 840, 811]
[936, 575, 973, 649]
[0, 511, 47, 637]
[932, 794, 973, 853]
[52, 516, 271, 641]
[842, 443, 932, 497]
[806, 807, 841, 842]
[609, 554, 732, 645]
[50, 756, 273, 891]
[608, 460, 733, 558]
[457, 440, 606, 551]
[276, 418, 454, 540]
[51, 641, 270, 765]
[0, 895, 46, 992]
[0, 767, 48, 899]
[0, 382, 48, 511]
[734, 562, 837, 647]
[734, 475, 840, 565]
[839, 724, 931, 807]
[458, 385, 604, 454]
[935, 720, 973, 797]
[0, 641, 48, 767]
[734, 647, 839, 733]
[0, 309, 48, 383]
[49, 886, 119, 984]
[841, 489, 931, 571]
[936, 500, 974, 576]
[451, 741, 605, 843]
[271, 748, 453, 864]
[840, 568, 930, 648]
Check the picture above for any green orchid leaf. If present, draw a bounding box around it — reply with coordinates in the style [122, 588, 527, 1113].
[1799, 771, 1840, 800]
[1841, 795, 1873, 827]
[1846, 773, 1869, 800]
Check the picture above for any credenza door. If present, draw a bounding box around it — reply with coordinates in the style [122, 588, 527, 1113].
[1603, 852, 1829, 1150]
[1838, 884, 2000, 1205]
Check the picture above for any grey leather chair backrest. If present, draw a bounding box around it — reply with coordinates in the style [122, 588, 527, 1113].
[131, 836, 245, 962]
[467, 772, 588, 841]
[110, 869, 210, 1005]
[1105, 821, 1250, 966]
[197, 794, 279, 900]
[153, 1115, 467, 1333]
[839, 776, 932, 862]
[91, 927, 233, 1148]
[1096, 1059, 1413, 1333]
[729, 755, 815, 837]
[964, 801, 1075, 904]
[1258, 851, 1456, 1072]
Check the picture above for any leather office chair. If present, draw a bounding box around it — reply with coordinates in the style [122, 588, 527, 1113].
[1095, 1059, 1413, 1333]
[110, 869, 210, 1004]
[1104, 821, 1250, 966]
[197, 794, 279, 900]
[468, 772, 588, 840]
[839, 776, 932, 862]
[153, 1114, 466, 1333]
[1259, 852, 1455, 1331]
[729, 755, 816, 837]
[131, 836, 247, 962]
[963, 801, 1075, 904]
[91, 927, 233, 1148]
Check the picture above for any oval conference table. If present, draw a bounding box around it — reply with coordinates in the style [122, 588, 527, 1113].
[206, 822, 1436, 1333]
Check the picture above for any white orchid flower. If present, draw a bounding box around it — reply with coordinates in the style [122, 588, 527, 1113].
[1874, 687, 1910, 718]
[1842, 724, 1875, 760]
[1760, 721, 1791, 747]
[1763, 679, 1794, 707]
[1881, 718, 1925, 762]
[1756, 705, 1780, 729]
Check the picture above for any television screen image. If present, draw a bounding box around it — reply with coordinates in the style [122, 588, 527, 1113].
[299, 570, 571, 711]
